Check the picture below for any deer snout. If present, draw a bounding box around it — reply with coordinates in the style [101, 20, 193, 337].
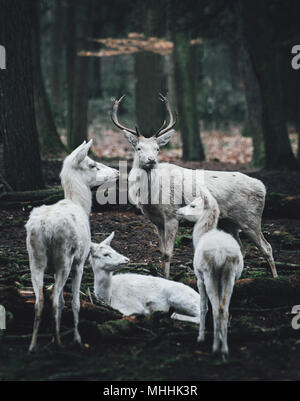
[147, 156, 156, 163]
[123, 257, 130, 264]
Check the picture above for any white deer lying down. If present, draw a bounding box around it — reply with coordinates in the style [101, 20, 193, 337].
[26, 140, 119, 352]
[177, 187, 244, 357]
[89, 232, 200, 323]
[111, 94, 277, 279]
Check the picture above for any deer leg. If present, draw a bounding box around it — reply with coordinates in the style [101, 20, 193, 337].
[52, 262, 71, 347]
[28, 239, 47, 353]
[197, 278, 208, 343]
[29, 266, 45, 352]
[163, 218, 179, 279]
[244, 228, 277, 278]
[71, 262, 84, 345]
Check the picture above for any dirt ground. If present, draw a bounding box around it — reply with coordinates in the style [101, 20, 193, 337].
[0, 160, 300, 381]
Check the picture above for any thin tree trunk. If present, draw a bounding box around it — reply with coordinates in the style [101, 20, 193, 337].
[32, 0, 66, 156]
[67, 0, 92, 149]
[0, 0, 44, 191]
[134, 0, 165, 137]
[165, 52, 177, 114]
[50, 0, 64, 120]
[66, 0, 76, 148]
[240, 45, 265, 166]
[173, 31, 205, 161]
[135, 51, 164, 137]
[241, 0, 298, 170]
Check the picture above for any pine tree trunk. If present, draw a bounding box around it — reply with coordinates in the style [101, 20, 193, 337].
[241, 0, 298, 170]
[173, 31, 205, 161]
[32, 0, 66, 156]
[0, 0, 44, 191]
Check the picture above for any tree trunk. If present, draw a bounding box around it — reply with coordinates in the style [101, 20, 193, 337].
[135, 51, 165, 137]
[241, 0, 298, 170]
[66, 0, 76, 148]
[0, 0, 44, 191]
[67, 0, 92, 150]
[50, 0, 65, 121]
[240, 45, 265, 166]
[91, 58, 102, 98]
[173, 31, 205, 161]
[134, 0, 166, 138]
[32, 0, 66, 156]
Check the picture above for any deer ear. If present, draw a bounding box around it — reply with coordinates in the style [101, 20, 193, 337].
[73, 139, 93, 165]
[101, 231, 115, 246]
[156, 130, 175, 147]
[124, 130, 139, 148]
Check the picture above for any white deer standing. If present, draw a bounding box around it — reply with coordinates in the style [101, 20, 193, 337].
[89, 232, 201, 323]
[177, 187, 244, 357]
[26, 140, 119, 352]
[111, 94, 277, 279]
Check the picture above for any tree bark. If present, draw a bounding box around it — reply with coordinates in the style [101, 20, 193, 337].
[241, 0, 298, 170]
[0, 0, 44, 190]
[134, 0, 166, 137]
[50, 0, 65, 120]
[135, 51, 165, 137]
[67, 0, 92, 150]
[173, 31, 205, 161]
[65, 0, 76, 148]
[239, 45, 265, 166]
[32, 0, 66, 156]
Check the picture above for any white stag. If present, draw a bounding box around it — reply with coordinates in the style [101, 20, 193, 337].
[26, 140, 119, 352]
[177, 187, 244, 357]
[89, 232, 200, 323]
[111, 94, 276, 279]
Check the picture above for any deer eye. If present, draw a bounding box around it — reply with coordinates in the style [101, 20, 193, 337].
[190, 205, 196, 208]
[137, 147, 141, 151]
[104, 253, 111, 257]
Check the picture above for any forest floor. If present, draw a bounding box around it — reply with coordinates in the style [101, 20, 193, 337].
[1, 141, 300, 380]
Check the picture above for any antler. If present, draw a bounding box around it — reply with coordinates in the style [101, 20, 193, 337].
[155, 93, 177, 137]
[111, 95, 139, 136]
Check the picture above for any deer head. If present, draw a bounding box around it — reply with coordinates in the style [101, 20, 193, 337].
[111, 94, 177, 170]
[60, 140, 119, 189]
[89, 232, 130, 272]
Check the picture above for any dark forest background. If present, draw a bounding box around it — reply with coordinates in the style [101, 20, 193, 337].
[1, 0, 300, 191]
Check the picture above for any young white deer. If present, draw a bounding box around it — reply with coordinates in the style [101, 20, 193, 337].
[177, 187, 244, 357]
[26, 140, 119, 352]
[89, 232, 201, 323]
[111, 94, 276, 279]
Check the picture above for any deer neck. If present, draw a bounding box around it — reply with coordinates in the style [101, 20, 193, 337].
[63, 175, 92, 216]
[131, 155, 159, 206]
[94, 269, 112, 304]
[193, 208, 218, 248]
